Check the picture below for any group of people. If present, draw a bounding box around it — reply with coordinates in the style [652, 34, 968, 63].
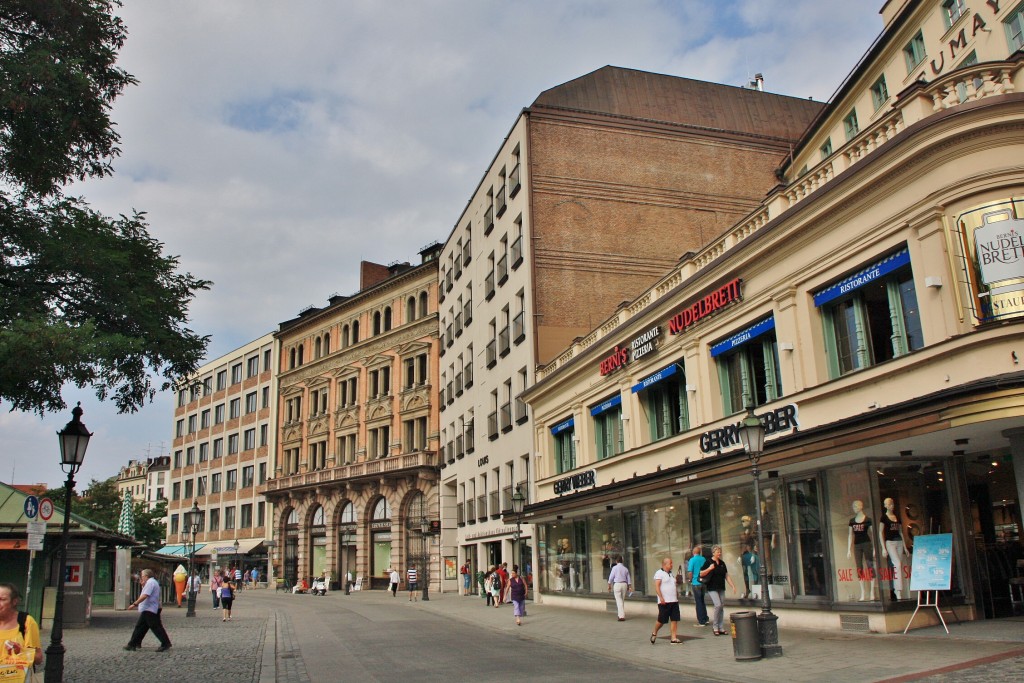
[481, 564, 528, 625]
[387, 566, 420, 600]
[648, 545, 736, 644]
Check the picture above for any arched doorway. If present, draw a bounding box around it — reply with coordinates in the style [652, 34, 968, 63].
[405, 492, 428, 594]
[338, 501, 357, 589]
[284, 509, 299, 586]
[370, 497, 392, 588]
[309, 505, 327, 580]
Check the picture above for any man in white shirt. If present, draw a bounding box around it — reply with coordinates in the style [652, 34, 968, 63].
[389, 568, 400, 597]
[650, 557, 681, 644]
[607, 555, 632, 621]
[124, 568, 172, 652]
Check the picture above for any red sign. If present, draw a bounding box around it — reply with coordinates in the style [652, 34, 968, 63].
[599, 345, 629, 376]
[668, 279, 742, 335]
[64, 563, 82, 586]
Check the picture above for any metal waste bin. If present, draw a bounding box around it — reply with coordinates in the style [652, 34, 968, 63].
[731, 611, 762, 661]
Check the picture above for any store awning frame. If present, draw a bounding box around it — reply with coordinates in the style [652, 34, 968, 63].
[193, 538, 265, 557]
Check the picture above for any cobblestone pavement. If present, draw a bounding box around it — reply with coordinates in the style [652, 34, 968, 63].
[914, 655, 1024, 682]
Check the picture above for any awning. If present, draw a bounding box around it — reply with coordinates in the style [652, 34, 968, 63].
[550, 417, 574, 435]
[710, 317, 775, 358]
[813, 248, 911, 307]
[193, 538, 265, 557]
[590, 395, 622, 417]
[631, 363, 680, 393]
[154, 544, 196, 557]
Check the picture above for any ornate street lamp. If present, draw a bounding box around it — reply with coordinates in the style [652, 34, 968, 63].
[233, 538, 240, 579]
[738, 406, 783, 657]
[420, 517, 430, 601]
[511, 485, 526, 571]
[341, 528, 352, 595]
[45, 404, 93, 683]
[185, 500, 201, 617]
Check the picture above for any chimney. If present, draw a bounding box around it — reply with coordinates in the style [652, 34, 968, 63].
[360, 261, 391, 290]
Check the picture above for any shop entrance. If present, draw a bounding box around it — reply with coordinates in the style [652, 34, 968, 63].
[966, 454, 1022, 618]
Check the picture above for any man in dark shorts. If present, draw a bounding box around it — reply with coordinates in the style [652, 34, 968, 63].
[650, 557, 682, 644]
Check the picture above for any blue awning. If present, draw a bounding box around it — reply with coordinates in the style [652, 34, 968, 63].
[550, 417, 575, 435]
[711, 317, 775, 358]
[590, 395, 622, 417]
[632, 363, 680, 393]
[813, 248, 911, 307]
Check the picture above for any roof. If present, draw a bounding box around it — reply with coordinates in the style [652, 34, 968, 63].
[0, 480, 137, 544]
[531, 66, 823, 141]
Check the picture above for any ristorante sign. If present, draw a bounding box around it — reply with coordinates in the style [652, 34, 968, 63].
[599, 325, 662, 376]
[668, 279, 742, 335]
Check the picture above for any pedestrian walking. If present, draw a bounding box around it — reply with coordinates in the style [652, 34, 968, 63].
[0, 582, 43, 670]
[220, 576, 236, 622]
[496, 563, 509, 604]
[123, 568, 172, 652]
[509, 567, 527, 626]
[389, 568, 400, 597]
[186, 570, 201, 607]
[234, 565, 243, 586]
[251, 567, 260, 588]
[700, 545, 737, 636]
[210, 570, 223, 609]
[607, 555, 632, 621]
[687, 545, 710, 627]
[244, 569, 252, 589]
[650, 557, 681, 644]
[488, 568, 501, 607]
[407, 565, 419, 601]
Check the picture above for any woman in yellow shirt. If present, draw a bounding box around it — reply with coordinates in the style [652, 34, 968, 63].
[0, 582, 43, 674]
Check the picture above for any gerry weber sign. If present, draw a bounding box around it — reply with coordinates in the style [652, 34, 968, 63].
[553, 469, 597, 495]
[599, 325, 661, 376]
[699, 404, 799, 454]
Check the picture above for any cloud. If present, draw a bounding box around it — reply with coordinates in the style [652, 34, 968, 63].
[1, 0, 883, 487]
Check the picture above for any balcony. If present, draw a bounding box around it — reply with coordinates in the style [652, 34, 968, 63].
[464, 361, 474, 388]
[260, 449, 439, 495]
[457, 502, 465, 527]
[484, 206, 494, 235]
[445, 270, 453, 292]
[454, 257, 462, 280]
[509, 162, 521, 198]
[438, 387, 446, 407]
[463, 299, 473, 325]
[489, 490, 500, 519]
[500, 402, 512, 432]
[484, 272, 495, 300]
[511, 236, 522, 269]
[446, 380, 454, 405]
[445, 323, 454, 347]
[513, 311, 525, 344]
[465, 424, 475, 453]
[495, 186, 507, 217]
[476, 494, 487, 521]
[455, 434, 464, 458]
[488, 411, 499, 440]
[466, 498, 476, 524]
[486, 340, 497, 368]
[515, 397, 528, 424]
[463, 239, 472, 266]
[497, 254, 508, 286]
[499, 327, 510, 357]
[455, 372, 464, 396]
[446, 442, 454, 463]
[454, 311, 463, 338]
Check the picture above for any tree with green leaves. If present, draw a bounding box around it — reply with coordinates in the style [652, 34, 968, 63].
[0, 0, 210, 416]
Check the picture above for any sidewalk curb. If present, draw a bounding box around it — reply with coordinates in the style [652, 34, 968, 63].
[874, 647, 1024, 683]
[258, 610, 276, 683]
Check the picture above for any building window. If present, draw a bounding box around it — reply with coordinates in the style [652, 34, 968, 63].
[263, 348, 272, 372]
[261, 386, 270, 409]
[170, 514, 179, 535]
[260, 423, 268, 447]
[197, 476, 207, 496]
[214, 403, 224, 424]
[201, 409, 210, 429]
[1008, 2, 1024, 52]
[552, 419, 576, 474]
[339, 376, 358, 407]
[177, 390, 186, 407]
[224, 506, 235, 530]
[245, 392, 257, 414]
[247, 355, 259, 378]
[257, 501, 266, 527]
[171, 482, 180, 500]
[336, 434, 357, 464]
[231, 362, 242, 384]
[942, 0, 966, 29]
[713, 318, 782, 415]
[213, 438, 223, 459]
[843, 109, 859, 141]
[198, 442, 208, 462]
[870, 75, 888, 110]
[187, 415, 196, 434]
[226, 469, 237, 490]
[635, 364, 688, 441]
[244, 428, 256, 450]
[211, 473, 221, 493]
[258, 462, 267, 485]
[209, 508, 220, 532]
[228, 433, 239, 455]
[185, 446, 195, 466]
[203, 377, 212, 395]
[184, 478, 193, 499]
[175, 419, 184, 437]
[240, 503, 253, 529]
[173, 450, 182, 468]
[216, 370, 227, 391]
[229, 398, 240, 419]
[903, 30, 926, 73]
[591, 397, 623, 460]
[815, 248, 923, 377]
[242, 465, 254, 488]
[309, 441, 327, 470]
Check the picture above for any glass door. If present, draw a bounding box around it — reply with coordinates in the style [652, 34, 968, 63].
[787, 478, 827, 597]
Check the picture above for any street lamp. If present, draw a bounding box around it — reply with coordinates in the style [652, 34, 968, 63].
[185, 500, 201, 617]
[45, 404, 93, 683]
[738, 406, 783, 658]
[511, 485, 526, 572]
[341, 528, 352, 595]
[233, 538, 240, 581]
[420, 517, 430, 601]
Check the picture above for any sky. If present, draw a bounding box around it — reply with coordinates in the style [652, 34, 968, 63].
[0, 0, 883, 489]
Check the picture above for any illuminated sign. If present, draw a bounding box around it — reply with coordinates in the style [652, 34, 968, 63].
[668, 279, 742, 335]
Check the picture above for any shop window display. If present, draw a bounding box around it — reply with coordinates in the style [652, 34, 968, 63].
[642, 501, 690, 594]
[590, 514, 626, 591]
[827, 464, 879, 602]
[714, 486, 757, 599]
[787, 477, 827, 597]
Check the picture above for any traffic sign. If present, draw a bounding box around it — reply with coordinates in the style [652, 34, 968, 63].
[39, 498, 54, 521]
[23, 495, 38, 519]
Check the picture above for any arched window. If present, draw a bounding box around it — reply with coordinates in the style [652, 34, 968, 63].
[372, 497, 391, 520]
[406, 296, 416, 323]
[287, 509, 298, 525]
[373, 311, 381, 336]
[352, 320, 360, 343]
[342, 325, 350, 348]
[289, 348, 296, 369]
[418, 291, 428, 317]
[323, 334, 330, 355]
[383, 307, 392, 331]
[314, 337, 322, 359]
[407, 491, 426, 522]
[298, 344, 304, 366]
[340, 502, 355, 524]
[312, 505, 325, 526]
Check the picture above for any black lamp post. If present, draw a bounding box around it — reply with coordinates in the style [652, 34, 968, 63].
[738, 406, 783, 657]
[420, 517, 430, 601]
[511, 485, 526, 571]
[185, 500, 201, 617]
[342, 528, 352, 595]
[45, 403, 93, 683]
[233, 538, 240, 580]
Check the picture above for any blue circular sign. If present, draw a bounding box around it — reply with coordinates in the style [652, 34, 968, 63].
[24, 495, 39, 519]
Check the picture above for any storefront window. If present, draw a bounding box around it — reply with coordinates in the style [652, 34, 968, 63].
[714, 486, 756, 597]
[641, 500, 690, 595]
[712, 317, 781, 415]
[826, 463, 880, 602]
[543, 519, 586, 593]
[787, 477, 827, 597]
[589, 513, 626, 591]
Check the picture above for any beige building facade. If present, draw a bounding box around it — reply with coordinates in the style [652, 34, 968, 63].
[438, 66, 825, 592]
[523, 0, 1024, 632]
[262, 249, 442, 592]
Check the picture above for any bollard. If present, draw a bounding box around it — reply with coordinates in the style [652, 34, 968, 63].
[731, 611, 762, 661]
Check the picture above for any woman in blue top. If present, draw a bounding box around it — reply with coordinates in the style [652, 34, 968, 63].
[220, 573, 235, 622]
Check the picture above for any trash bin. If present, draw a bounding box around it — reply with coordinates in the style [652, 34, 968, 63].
[731, 611, 762, 661]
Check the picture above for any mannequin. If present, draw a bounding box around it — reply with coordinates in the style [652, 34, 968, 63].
[847, 499, 877, 601]
[878, 497, 909, 600]
[739, 515, 757, 599]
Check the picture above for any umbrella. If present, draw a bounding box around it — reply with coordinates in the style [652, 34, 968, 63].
[117, 488, 135, 542]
